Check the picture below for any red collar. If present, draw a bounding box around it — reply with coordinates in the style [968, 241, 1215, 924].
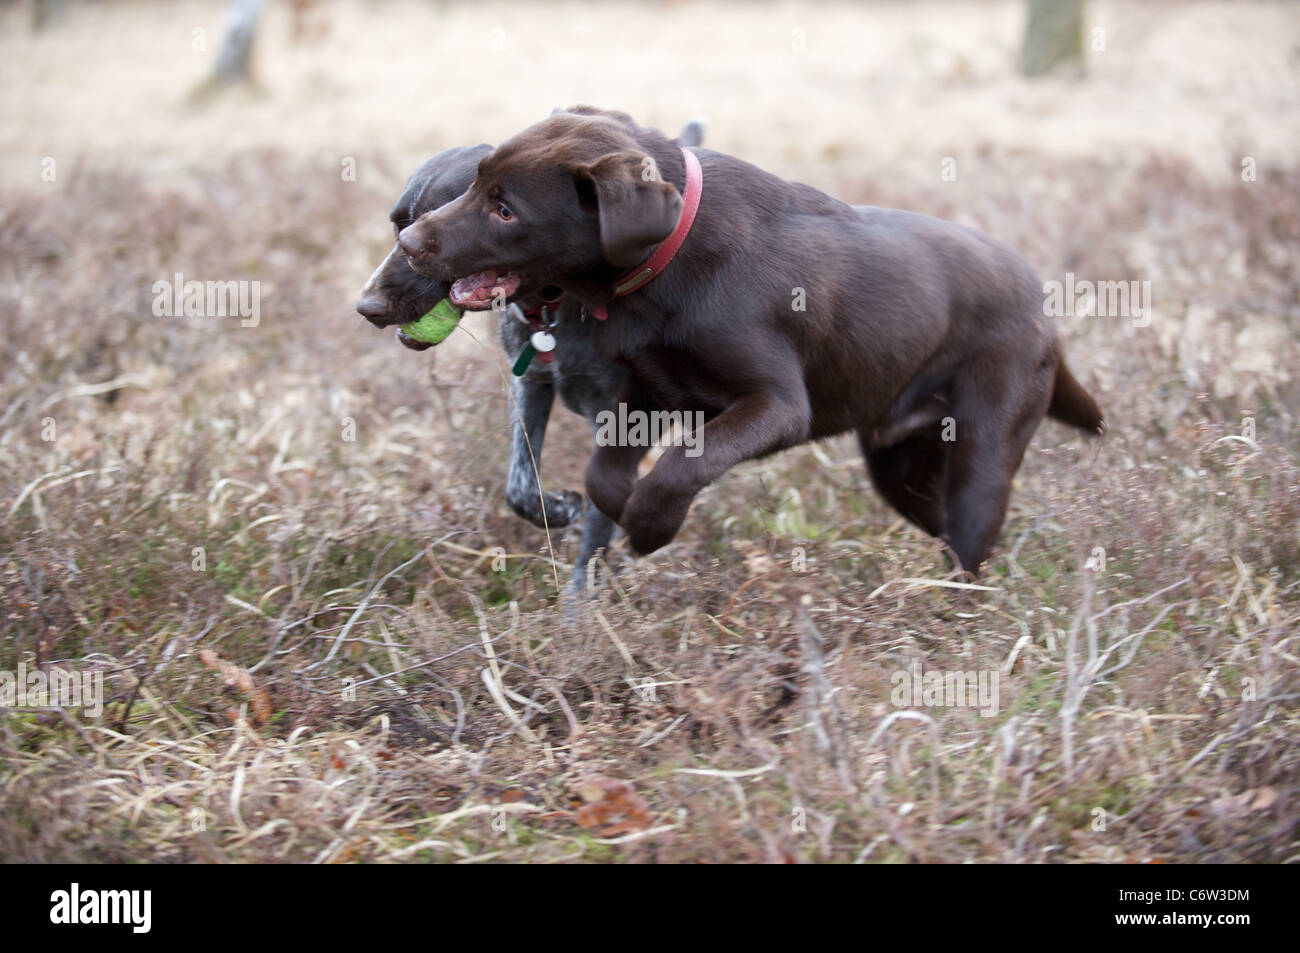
[521, 298, 561, 364]
[522, 299, 561, 320]
[589, 146, 702, 320]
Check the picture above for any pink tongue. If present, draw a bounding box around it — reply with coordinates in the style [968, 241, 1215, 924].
[450, 270, 521, 309]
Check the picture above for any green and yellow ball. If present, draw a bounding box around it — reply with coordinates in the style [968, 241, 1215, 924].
[401, 299, 463, 345]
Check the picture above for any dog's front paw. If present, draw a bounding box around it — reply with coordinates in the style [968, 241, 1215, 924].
[542, 489, 585, 528]
[507, 488, 583, 529]
[620, 479, 694, 556]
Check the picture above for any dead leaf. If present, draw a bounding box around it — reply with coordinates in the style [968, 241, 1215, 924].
[1209, 786, 1277, 818]
[199, 648, 273, 727]
[572, 775, 653, 835]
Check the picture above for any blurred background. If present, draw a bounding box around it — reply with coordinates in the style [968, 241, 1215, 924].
[1, 1, 1298, 863]
[4, 0, 1295, 413]
[5, 0, 1297, 185]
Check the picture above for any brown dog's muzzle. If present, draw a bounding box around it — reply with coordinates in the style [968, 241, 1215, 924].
[355, 290, 390, 324]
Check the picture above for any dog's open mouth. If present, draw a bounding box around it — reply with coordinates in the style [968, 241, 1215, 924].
[449, 270, 522, 310]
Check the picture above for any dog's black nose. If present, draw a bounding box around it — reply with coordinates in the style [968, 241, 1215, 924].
[356, 291, 390, 324]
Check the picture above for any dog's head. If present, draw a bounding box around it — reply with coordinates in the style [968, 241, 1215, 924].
[355, 144, 492, 347]
[397, 109, 693, 309]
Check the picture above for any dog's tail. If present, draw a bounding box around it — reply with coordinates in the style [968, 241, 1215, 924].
[1048, 357, 1105, 435]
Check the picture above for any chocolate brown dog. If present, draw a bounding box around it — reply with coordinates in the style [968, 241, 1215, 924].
[357, 119, 704, 590]
[398, 107, 1103, 574]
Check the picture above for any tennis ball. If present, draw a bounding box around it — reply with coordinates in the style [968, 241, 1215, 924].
[401, 299, 463, 345]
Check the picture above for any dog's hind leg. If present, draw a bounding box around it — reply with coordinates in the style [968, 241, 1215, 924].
[859, 391, 953, 538]
[860, 429, 949, 540]
[938, 353, 1054, 575]
[506, 374, 583, 529]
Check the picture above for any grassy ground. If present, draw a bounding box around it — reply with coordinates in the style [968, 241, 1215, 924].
[1, 0, 1297, 862]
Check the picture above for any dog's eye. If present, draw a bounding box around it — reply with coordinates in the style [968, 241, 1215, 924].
[495, 203, 514, 221]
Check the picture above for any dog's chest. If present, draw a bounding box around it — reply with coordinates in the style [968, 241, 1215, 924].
[590, 308, 665, 363]
[619, 347, 726, 415]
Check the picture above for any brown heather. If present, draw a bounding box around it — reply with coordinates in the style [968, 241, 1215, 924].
[0, 0, 1296, 863]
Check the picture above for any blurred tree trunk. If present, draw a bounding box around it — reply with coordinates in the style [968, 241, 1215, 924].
[1021, 0, 1085, 77]
[211, 0, 266, 85]
[31, 0, 68, 31]
[189, 0, 266, 103]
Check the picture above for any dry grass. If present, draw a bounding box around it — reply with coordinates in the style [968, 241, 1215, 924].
[1, 0, 1298, 863]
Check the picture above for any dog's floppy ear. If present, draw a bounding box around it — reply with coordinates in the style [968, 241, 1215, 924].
[573, 152, 683, 268]
[674, 118, 706, 148]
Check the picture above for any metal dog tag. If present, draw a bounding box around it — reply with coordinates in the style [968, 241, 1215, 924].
[530, 330, 557, 353]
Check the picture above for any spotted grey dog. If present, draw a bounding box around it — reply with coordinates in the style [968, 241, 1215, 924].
[356, 119, 704, 588]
